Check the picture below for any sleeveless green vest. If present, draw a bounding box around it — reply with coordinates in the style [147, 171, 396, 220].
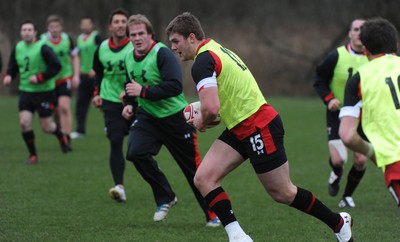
[98, 39, 133, 103]
[195, 40, 266, 129]
[125, 42, 187, 118]
[358, 55, 400, 167]
[15, 40, 54, 92]
[77, 31, 98, 74]
[331, 46, 368, 106]
[41, 32, 73, 80]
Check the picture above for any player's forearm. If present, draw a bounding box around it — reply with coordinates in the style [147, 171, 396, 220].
[92, 54, 103, 94]
[6, 49, 18, 79]
[339, 116, 373, 158]
[41, 45, 61, 80]
[313, 77, 334, 105]
[72, 55, 80, 77]
[140, 79, 182, 101]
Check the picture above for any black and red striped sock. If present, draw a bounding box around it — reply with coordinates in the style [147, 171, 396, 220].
[204, 187, 236, 226]
[343, 165, 366, 197]
[22, 130, 36, 157]
[290, 187, 342, 232]
[52, 125, 64, 139]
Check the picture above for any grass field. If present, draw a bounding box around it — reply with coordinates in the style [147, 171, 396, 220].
[0, 95, 398, 242]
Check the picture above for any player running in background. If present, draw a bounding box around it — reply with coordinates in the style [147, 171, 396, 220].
[314, 19, 368, 208]
[339, 17, 400, 208]
[166, 12, 353, 242]
[41, 14, 80, 145]
[3, 20, 70, 164]
[122, 14, 220, 227]
[92, 8, 133, 202]
[70, 16, 102, 140]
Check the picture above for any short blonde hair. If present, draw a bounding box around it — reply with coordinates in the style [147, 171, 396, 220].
[46, 14, 63, 27]
[128, 14, 154, 36]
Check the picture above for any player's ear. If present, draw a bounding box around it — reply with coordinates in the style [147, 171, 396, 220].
[188, 33, 196, 43]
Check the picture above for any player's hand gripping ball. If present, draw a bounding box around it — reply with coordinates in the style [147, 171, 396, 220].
[183, 101, 221, 128]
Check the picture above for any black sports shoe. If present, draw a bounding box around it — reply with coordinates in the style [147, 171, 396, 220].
[328, 171, 341, 196]
[59, 134, 72, 153]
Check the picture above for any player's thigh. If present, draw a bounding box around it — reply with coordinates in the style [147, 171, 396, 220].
[326, 110, 340, 141]
[245, 115, 287, 174]
[55, 81, 72, 97]
[102, 101, 126, 131]
[18, 91, 35, 114]
[160, 111, 198, 163]
[101, 101, 129, 141]
[36, 91, 57, 118]
[249, 115, 294, 198]
[57, 96, 71, 110]
[127, 115, 163, 158]
[77, 75, 95, 98]
[327, 110, 347, 163]
[55, 81, 72, 107]
[197, 139, 245, 183]
[328, 139, 347, 164]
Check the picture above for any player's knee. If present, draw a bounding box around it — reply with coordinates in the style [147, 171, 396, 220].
[107, 132, 124, 146]
[331, 157, 345, 167]
[41, 122, 55, 133]
[193, 173, 202, 189]
[329, 139, 348, 164]
[353, 157, 367, 170]
[58, 105, 70, 115]
[126, 144, 146, 162]
[19, 118, 31, 131]
[193, 172, 210, 194]
[268, 185, 296, 205]
[339, 132, 353, 148]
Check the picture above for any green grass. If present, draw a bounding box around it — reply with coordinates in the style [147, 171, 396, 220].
[0, 95, 398, 242]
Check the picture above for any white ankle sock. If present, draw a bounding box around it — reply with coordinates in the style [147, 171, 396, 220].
[225, 221, 246, 240]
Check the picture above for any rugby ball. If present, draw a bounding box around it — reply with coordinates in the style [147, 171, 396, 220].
[183, 101, 221, 128]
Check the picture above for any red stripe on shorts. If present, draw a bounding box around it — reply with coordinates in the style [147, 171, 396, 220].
[261, 125, 277, 154]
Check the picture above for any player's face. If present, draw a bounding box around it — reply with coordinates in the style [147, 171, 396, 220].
[109, 14, 127, 39]
[349, 19, 365, 50]
[80, 19, 93, 34]
[129, 23, 153, 56]
[48, 21, 63, 38]
[168, 33, 194, 61]
[20, 23, 36, 43]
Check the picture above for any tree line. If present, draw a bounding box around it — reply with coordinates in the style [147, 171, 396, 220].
[1, 0, 399, 96]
